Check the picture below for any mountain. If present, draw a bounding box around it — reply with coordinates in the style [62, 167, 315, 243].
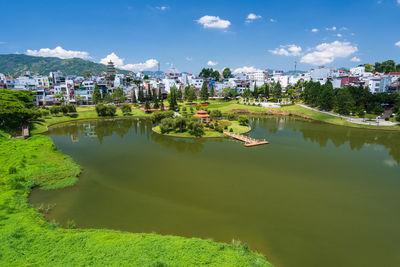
[0, 54, 131, 76]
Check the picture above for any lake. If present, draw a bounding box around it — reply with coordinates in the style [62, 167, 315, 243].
[29, 117, 400, 267]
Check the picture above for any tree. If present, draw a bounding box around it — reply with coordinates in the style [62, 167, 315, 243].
[120, 103, 132, 115]
[50, 106, 61, 116]
[144, 101, 151, 111]
[158, 87, 162, 101]
[238, 115, 249, 126]
[176, 88, 183, 101]
[143, 74, 149, 80]
[199, 68, 220, 81]
[209, 86, 215, 97]
[184, 86, 197, 102]
[188, 120, 204, 137]
[55, 92, 65, 104]
[210, 110, 222, 119]
[112, 88, 126, 104]
[159, 117, 175, 133]
[168, 86, 178, 111]
[365, 64, 374, 73]
[92, 83, 102, 104]
[103, 92, 113, 103]
[221, 87, 232, 100]
[138, 86, 145, 103]
[174, 117, 187, 132]
[242, 88, 251, 99]
[95, 104, 117, 117]
[131, 89, 137, 103]
[318, 81, 335, 110]
[222, 67, 233, 79]
[334, 88, 355, 115]
[200, 82, 209, 101]
[253, 84, 258, 98]
[75, 94, 83, 105]
[272, 82, 282, 101]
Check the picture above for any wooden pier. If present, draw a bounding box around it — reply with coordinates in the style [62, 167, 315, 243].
[224, 131, 269, 147]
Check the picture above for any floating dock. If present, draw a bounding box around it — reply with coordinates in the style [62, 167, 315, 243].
[224, 132, 269, 147]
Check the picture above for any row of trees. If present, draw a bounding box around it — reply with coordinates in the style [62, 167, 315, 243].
[302, 81, 400, 115]
[365, 60, 400, 74]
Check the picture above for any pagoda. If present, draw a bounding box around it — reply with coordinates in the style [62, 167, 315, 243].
[107, 60, 116, 80]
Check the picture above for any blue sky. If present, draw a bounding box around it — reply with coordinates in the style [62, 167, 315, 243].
[1, 0, 399, 73]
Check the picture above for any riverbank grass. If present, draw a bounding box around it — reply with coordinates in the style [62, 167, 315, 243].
[31, 106, 150, 134]
[0, 132, 271, 266]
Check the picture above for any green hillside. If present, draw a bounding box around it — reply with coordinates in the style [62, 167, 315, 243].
[0, 54, 130, 76]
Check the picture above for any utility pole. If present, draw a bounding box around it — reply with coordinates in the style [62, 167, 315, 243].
[294, 61, 297, 75]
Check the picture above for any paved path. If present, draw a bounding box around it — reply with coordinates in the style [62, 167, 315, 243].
[297, 104, 398, 127]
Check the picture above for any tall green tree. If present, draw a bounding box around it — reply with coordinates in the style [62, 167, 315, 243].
[318, 81, 335, 110]
[209, 86, 215, 97]
[335, 87, 355, 115]
[222, 68, 233, 79]
[200, 82, 209, 101]
[272, 82, 282, 101]
[168, 86, 178, 111]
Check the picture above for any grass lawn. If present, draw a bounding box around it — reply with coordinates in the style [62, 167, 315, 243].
[31, 107, 151, 134]
[0, 132, 271, 266]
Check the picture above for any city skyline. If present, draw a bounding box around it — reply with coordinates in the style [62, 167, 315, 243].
[1, 0, 400, 73]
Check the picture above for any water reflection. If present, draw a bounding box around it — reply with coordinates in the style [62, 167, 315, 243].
[48, 117, 400, 164]
[251, 116, 400, 164]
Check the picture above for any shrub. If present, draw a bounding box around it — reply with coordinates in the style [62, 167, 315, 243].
[229, 128, 233, 132]
[395, 113, 400, 122]
[210, 110, 222, 119]
[227, 113, 236, 121]
[96, 104, 117, 117]
[151, 111, 174, 124]
[60, 105, 69, 115]
[385, 117, 389, 121]
[238, 115, 249, 126]
[40, 109, 50, 117]
[182, 107, 187, 112]
[189, 121, 204, 137]
[205, 122, 210, 128]
[224, 125, 228, 130]
[159, 118, 175, 133]
[66, 219, 76, 229]
[66, 103, 76, 113]
[174, 117, 187, 132]
[120, 103, 132, 115]
[50, 106, 61, 115]
[209, 124, 214, 129]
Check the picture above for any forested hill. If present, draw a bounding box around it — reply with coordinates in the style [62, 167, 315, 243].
[0, 54, 130, 76]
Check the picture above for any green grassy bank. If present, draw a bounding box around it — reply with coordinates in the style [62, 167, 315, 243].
[0, 132, 271, 266]
[31, 107, 151, 134]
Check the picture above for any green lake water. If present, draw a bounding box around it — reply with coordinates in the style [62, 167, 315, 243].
[29, 117, 400, 267]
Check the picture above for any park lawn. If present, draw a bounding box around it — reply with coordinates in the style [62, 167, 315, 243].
[277, 105, 400, 130]
[0, 132, 271, 266]
[31, 108, 151, 134]
[207, 103, 267, 113]
[221, 120, 251, 134]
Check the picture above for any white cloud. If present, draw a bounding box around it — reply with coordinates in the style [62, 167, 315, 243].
[197, 15, 231, 29]
[270, 18, 276, 23]
[185, 57, 193, 61]
[233, 66, 262, 73]
[207, 60, 218, 66]
[247, 13, 262, 20]
[325, 26, 337, 31]
[156, 6, 168, 11]
[300, 41, 358, 65]
[122, 59, 158, 71]
[336, 33, 343, 37]
[398, 0, 400, 4]
[269, 44, 302, 56]
[351, 57, 361, 62]
[100, 52, 158, 71]
[246, 13, 262, 23]
[311, 28, 319, 33]
[395, 41, 400, 47]
[26, 46, 91, 59]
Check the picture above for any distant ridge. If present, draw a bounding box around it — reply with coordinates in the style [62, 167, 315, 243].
[0, 54, 131, 76]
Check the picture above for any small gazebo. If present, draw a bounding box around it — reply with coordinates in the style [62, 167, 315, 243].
[193, 110, 210, 123]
